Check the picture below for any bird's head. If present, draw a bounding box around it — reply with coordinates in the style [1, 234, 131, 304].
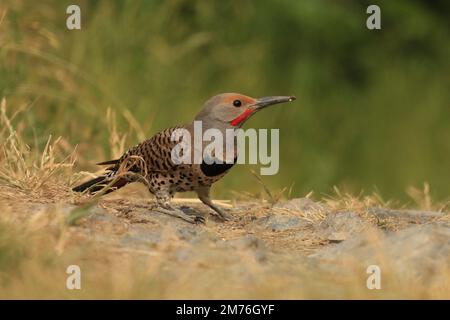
[195, 93, 296, 128]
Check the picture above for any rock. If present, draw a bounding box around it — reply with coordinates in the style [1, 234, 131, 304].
[226, 235, 268, 262]
[309, 223, 450, 280]
[176, 226, 200, 241]
[327, 232, 348, 243]
[84, 207, 118, 223]
[273, 198, 323, 212]
[368, 208, 444, 223]
[120, 225, 161, 248]
[228, 234, 266, 250]
[255, 214, 310, 231]
[316, 211, 372, 241]
[176, 225, 216, 244]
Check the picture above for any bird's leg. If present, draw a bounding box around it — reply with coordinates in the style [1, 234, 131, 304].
[153, 192, 205, 224]
[196, 186, 232, 221]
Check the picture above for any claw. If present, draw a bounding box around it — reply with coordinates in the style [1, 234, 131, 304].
[153, 206, 205, 225]
[219, 212, 232, 221]
[194, 215, 206, 224]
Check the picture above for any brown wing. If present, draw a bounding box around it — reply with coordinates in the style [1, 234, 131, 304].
[117, 126, 184, 175]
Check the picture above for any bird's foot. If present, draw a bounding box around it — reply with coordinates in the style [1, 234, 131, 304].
[211, 209, 233, 222]
[154, 206, 205, 224]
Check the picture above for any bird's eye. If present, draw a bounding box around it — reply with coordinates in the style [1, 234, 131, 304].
[233, 100, 242, 107]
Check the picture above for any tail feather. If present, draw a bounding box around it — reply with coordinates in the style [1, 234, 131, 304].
[73, 158, 134, 194]
[72, 173, 130, 194]
[97, 159, 120, 166]
[72, 176, 108, 193]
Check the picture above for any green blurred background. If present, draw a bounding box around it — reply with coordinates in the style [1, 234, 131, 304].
[1, 0, 449, 201]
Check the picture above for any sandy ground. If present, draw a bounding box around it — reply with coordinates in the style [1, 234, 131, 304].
[0, 183, 449, 299]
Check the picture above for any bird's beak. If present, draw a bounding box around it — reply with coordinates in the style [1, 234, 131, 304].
[253, 96, 296, 110]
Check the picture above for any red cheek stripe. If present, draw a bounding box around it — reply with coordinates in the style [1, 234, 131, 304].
[230, 108, 254, 126]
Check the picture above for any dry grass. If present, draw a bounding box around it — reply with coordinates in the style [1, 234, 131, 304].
[0, 98, 77, 202]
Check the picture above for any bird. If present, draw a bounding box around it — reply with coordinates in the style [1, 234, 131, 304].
[73, 93, 296, 224]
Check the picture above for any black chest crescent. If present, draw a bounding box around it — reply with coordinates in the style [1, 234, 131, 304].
[200, 158, 237, 177]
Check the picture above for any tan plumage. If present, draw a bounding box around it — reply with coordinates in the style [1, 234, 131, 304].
[73, 93, 296, 223]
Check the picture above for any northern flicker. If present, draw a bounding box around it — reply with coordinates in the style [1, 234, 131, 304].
[73, 93, 296, 223]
